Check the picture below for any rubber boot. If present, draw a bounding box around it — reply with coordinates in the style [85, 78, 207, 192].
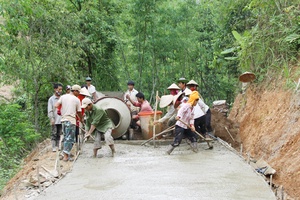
[109, 144, 116, 157]
[166, 145, 175, 155]
[192, 142, 198, 153]
[51, 140, 57, 152]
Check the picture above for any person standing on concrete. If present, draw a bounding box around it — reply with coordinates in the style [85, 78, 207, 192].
[55, 85, 83, 161]
[86, 77, 97, 101]
[124, 80, 139, 129]
[81, 98, 116, 157]
[187, 80, 213, 137]
[48, 83, 63, 152]
[126, 92, 153, 127]
[166, 91, 200, 155]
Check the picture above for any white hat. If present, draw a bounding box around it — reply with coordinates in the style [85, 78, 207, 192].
[159, 95, 174, 108]
[183, 88, 192, 96]
[187, 80, 199, 86]
[167, 83, 180, 90]
[80, 87, 91, 97]
[71, 84, 81, 91]
[81, 98, 93, 108]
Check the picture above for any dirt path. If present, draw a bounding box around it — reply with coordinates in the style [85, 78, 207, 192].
[33, 141, 275, 200]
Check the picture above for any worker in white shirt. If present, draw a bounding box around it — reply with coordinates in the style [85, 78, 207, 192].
[177, 77, 192, 95]
[124, 80, 139, 129]
[86, 77, 98, 101]
[187, 80, 213, 137]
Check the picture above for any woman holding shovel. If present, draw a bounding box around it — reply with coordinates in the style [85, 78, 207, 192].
[166, 91, 200, 155]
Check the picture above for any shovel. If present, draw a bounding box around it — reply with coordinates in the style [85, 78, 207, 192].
[141, 125, 176, 146]
[178, 119, 213, 149]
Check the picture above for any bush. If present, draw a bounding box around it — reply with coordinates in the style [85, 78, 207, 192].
[0, 103, 40, 191]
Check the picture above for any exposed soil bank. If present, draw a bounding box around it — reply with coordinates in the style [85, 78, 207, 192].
[34, 142, 275, 200]
[229, 86, 300, 199]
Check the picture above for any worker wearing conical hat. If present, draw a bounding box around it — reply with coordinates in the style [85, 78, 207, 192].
[166, 91, 199, 155]
[187, 80, 213, 138]
[167, 83, 180, 96]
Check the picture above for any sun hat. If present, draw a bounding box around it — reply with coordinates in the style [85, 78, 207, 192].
[239, 72, 256, 83]
[173, 91, 184, 105]
[81, 98, 93, 108]
[183, 88, 192, 96]
[71, 84, 81, 91]
[80, 87, 91, 97]
[177, 77, 188, 83]
[86, 77, 92, 81]
[167, 83, 180, 90]
[159, 95, 174, 108]
[186, 80, 199, 86]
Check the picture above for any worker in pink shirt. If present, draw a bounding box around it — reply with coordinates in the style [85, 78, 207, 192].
[126, 92, 153, 127]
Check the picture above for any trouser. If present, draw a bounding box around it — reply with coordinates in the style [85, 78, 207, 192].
[94, 129, 114, 149]
[205, 109, 213, 132]
[171, 125, 197, 147]
[75, 126, 79, 143]
[167, 114, 177, 127]
[51, 124, 62, 147]
[194, 116, 206, 136]
[62, 121, 76, 155]
[130, 111, 138, 128]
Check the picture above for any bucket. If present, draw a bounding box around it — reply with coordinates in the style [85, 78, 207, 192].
[94, 97, 131, 139]
[138, 111, 163, 140]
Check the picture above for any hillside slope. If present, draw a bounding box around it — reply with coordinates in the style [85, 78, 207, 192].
[229, 83, 300, 199]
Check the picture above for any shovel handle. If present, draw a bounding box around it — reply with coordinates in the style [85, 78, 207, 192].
[177, 119, 205, 139]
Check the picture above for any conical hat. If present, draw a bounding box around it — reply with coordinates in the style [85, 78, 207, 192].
[239, 72, 256, 83]
[187, 80, 198, 86]
[159, 95, 174, 108]
[167, 83, 180, 90]
[80, 87, 91, 97]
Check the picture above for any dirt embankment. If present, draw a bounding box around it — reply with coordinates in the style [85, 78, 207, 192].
[229, 85, 300, 199]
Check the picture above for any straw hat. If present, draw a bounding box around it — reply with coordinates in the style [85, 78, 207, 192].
[183, 88, 192, 96]
[173, 91, 184, 105]
[80, 87, 92, 97]
[239, 72, 256, 83]
[167, 83, 180, 90]
[159, 95, 174, 108]
[177, 77, 188, 83]
[187, 80, 199, 86]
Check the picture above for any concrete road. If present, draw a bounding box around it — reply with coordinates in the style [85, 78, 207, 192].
[35, 141, 276, 200]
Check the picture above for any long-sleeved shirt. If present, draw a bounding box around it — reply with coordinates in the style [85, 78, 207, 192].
[158, 105, 176, 123]
[124, 89, 139, 112]
[176, 103, 195, 129]
[47, 95, 61, 124]
[193, 103, 205, 119]
[85, 105, 115, 133]
[198, 99, 210, 113]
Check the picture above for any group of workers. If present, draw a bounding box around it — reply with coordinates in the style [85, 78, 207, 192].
[47, 77, 115, 161]
[47, 76, 213, 160]
[123, 77, 213, 155]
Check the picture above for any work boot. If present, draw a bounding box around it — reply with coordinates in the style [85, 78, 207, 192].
[192, 142, 198, 153]
[109, 145, 116, 157]
[51, 140, 57, 152]
[166, 145, 175, 155]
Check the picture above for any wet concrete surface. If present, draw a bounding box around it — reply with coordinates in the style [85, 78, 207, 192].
[35, 141, 276, 200]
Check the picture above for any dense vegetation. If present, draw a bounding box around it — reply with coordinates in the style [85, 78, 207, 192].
[0, 0, 299, 191]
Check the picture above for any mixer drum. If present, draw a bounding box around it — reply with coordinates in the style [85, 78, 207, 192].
[94, 97, 131, 139]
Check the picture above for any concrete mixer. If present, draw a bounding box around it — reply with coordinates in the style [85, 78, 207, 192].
[94, 97, 131, 139]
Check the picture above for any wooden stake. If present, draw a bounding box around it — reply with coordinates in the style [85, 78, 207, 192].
[141, 125, 175, 146]
[153, 91, 159, 148]
[224, 127, 235, 142]
[270, 175, 273, 189]
[240, 143, 243, 156]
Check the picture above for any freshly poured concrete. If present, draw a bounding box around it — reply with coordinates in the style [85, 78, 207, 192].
[35, 142, 275, 200]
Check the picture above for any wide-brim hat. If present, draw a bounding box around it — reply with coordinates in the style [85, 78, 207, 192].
[183, 88, 192, 96]
[187, 80, 199, 86]
[80, 87, 92, 97]
[239, 72, 256, 83]
[177, 77, 188, 83]
[173, 91, 184, 105]
[159, 95, 174, 108]
[167, 83, 180, 90]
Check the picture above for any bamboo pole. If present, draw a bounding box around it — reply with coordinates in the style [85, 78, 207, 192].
[153, 91, 159, 148]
